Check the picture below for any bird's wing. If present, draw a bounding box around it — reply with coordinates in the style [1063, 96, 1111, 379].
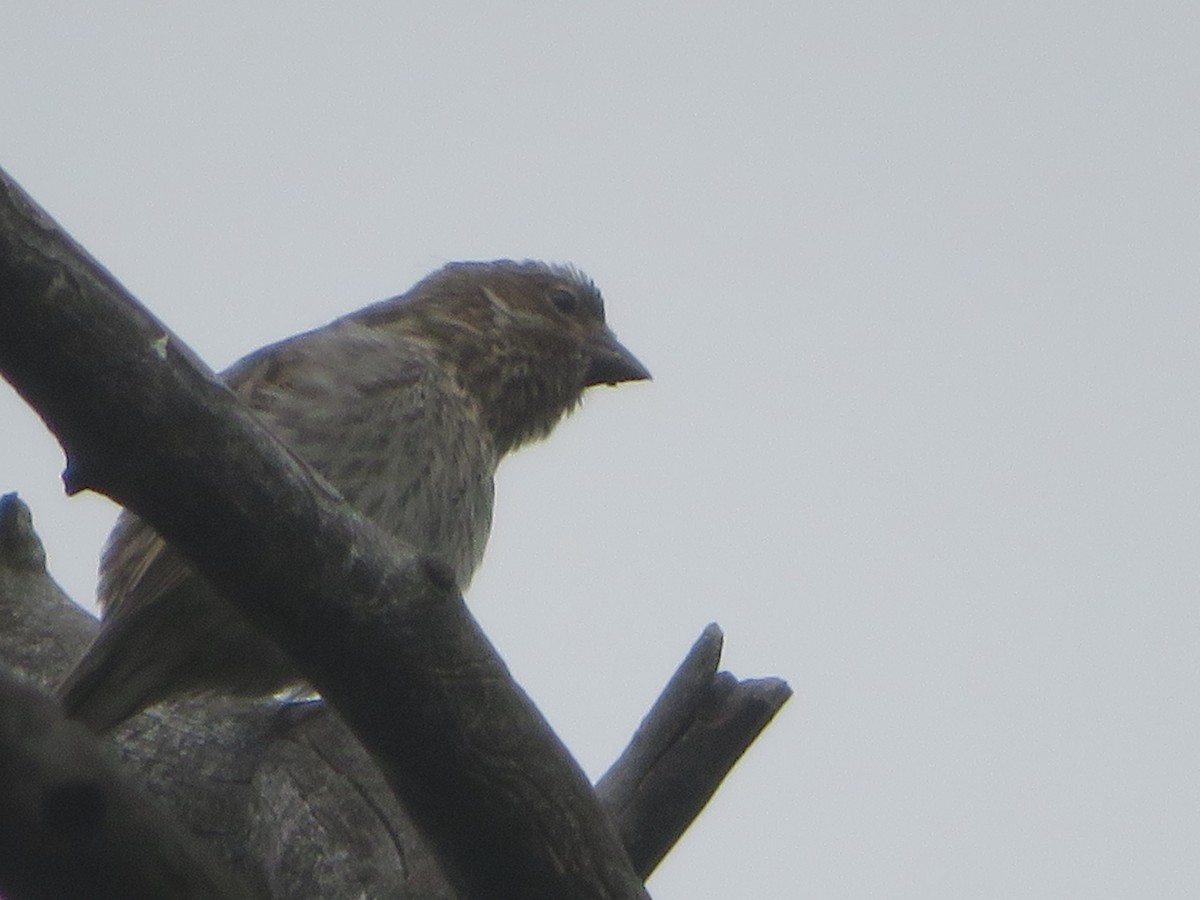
[97, 513, 185, 615]
[99, 319, 493, 616]
[97, 336, 308, 618]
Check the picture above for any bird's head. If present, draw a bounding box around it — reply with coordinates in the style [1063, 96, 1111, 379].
[357, 260, 649, 455]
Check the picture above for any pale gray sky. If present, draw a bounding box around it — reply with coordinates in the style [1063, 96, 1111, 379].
[3, 3, 1199, 897]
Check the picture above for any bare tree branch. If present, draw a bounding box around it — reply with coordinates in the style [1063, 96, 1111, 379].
[0, 166, 792, 898]
[597, 624, 792, 876]
[0, 667, 263, 900]
[0, 496, 259, 900]
[0, 492, 453, 898]
[1, 492, 791, 897]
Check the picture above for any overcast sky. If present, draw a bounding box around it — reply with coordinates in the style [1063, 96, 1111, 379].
[3, 3, 1199, 897]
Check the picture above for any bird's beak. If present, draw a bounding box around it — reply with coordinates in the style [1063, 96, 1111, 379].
[585, 329, 651, 387]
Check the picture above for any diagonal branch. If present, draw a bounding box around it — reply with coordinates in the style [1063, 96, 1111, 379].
[597, 624, 792, 877]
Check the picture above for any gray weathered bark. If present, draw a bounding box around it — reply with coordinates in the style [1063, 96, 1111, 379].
[0, 165, 791, 898]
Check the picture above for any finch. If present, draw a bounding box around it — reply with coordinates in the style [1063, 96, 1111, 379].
[58, 260, 649, 732]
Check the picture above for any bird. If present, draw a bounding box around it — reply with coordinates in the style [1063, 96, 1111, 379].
[57, 259, 649, 732]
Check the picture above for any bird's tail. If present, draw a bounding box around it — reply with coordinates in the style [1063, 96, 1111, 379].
[58, 581, 299, 733]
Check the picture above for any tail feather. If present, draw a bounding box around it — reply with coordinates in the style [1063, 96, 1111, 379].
[57, 629, 165, 733]
[58, 578, 298, 733]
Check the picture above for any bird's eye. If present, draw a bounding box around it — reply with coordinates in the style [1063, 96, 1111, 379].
[548, 287, 577, 315]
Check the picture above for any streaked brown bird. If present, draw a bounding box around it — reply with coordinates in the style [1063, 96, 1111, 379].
[58, 259, 649, 732]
